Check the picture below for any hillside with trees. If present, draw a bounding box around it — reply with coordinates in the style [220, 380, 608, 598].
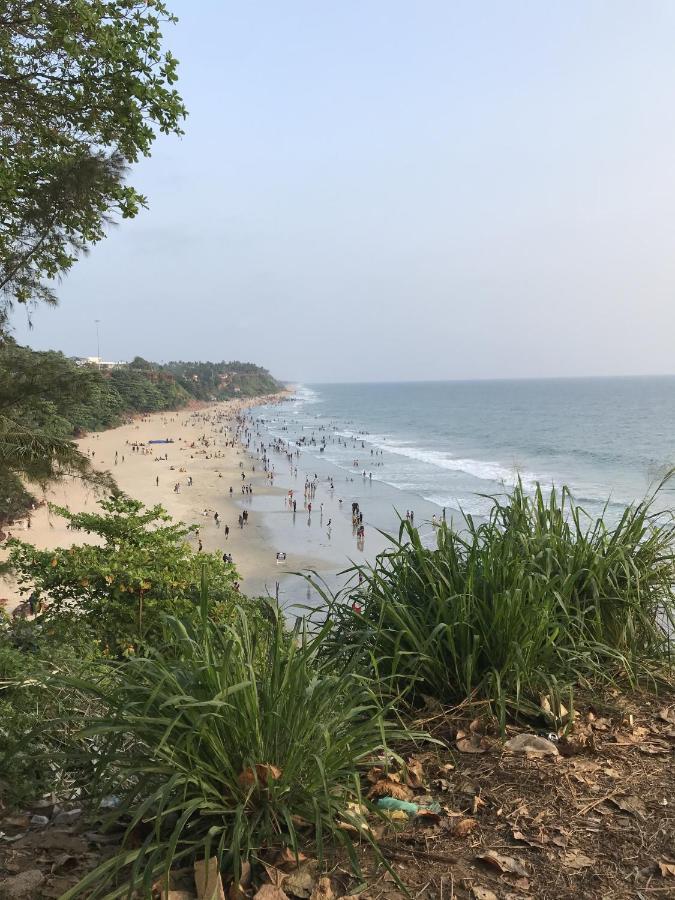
[0, 341, 281, 524]
[164, 359, 281, 400]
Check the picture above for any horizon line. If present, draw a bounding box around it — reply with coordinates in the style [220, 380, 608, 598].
[282, 372, 675, 387]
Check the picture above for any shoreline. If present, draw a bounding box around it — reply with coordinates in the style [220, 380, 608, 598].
[0, 390, 379, 613]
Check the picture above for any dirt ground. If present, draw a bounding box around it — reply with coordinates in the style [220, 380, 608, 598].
[0, 687, 673, 899]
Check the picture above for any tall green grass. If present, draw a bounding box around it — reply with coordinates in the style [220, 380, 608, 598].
[61, 589, 418, 899]
[322, 479, 675, 717]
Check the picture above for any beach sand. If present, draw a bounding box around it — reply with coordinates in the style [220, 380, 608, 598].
[1, 395, 387, 613]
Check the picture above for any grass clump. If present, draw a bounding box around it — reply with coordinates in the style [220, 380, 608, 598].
[62, 590, 417, 899]
[324, 479, 675, 716]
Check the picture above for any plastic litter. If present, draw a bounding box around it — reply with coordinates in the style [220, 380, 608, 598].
[375, 797, 419, 816]
[375, 797, 442, 817]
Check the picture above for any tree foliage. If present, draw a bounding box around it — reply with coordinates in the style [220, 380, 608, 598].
[0, 341, 280, 524]
[165, 359, 281, 400]
[0, 339, 111, 523]
[0, 0, 186, 317]
[8, 495, 243, 652]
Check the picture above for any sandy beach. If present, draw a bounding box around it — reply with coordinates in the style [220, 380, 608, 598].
[0, 394, 388, 613]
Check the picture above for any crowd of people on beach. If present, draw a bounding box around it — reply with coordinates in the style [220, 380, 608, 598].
[5, 391, 425, 618]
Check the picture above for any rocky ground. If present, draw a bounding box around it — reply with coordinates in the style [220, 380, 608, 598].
[0, 687, 673, 899]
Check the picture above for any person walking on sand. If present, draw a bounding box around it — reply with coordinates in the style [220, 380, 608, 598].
[156, 476, 159, 487]
[214, 512, 220, 526]
[224, 525, 229, 539]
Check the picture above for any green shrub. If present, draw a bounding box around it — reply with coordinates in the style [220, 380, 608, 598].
[0, 615, 101, 808]
[61, 592, 417, 899]
[9, 496, 242, 654]
[322, 479, 675, 718]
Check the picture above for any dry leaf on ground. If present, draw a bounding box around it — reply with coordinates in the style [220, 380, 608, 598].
[367, 779, 413, 801]
[228, 861, 252, 900]
[609, 795, 647, 819]
[471, 887, 498, 900]
[540, 694, 569, 719]
[613, 725, 650, 745]
[262, 865, 287, 888]
[405, 757, 425, 788]
[194, 857, 226, 900]
[255, 887, 290, 900]
[238, 764, 282, 788]
[658, 861, 675, 877]
[562, 850, 594, 869]
[476, 851, 529, 877]
[504, 733, 559, 756]
[639, 744, 670, 755]
[433, 778, 453, 792]
[284, 861, 318, 899]
[454, 818, 478, 837]
[456, 732, 489, 754]
[310, 877, 334, 900]
[511, 829, 546, 849]
[50, 854, 78, 875]
[366, 767, 401, 784]
[273, 848, 308, 870]
[416, 809, 441, 826]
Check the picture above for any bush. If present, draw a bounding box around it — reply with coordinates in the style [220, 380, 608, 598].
[323, 480, 675, 718]
[61, 592, 417, 899]
[0, 615, 101, 808]
[9, 496, 243, 654]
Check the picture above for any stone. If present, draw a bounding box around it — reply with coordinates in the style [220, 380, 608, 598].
[29, 815, 49, 826]
[0, 869, 45, 899]
[53, 808, 82, 825]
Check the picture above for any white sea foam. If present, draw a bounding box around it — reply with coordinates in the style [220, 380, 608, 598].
[335, 431, 539, 489]
[422, 493, 497, 516]
[292, 385, 321, 407]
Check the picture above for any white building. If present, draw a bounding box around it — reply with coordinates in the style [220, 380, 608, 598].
[73, 356, 127, 369]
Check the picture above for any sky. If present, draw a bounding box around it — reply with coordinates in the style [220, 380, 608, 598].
[13, 1, 675, 383]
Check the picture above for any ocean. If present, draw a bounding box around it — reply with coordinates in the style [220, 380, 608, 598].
[252, 377, 675, 526]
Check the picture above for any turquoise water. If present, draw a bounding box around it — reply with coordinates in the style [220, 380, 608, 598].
[253, 378, 675, 522]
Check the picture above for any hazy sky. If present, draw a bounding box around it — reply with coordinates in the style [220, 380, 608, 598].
[13, 1, 675, 383]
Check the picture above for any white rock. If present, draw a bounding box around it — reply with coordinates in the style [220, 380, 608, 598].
[29, 815, 49, 826]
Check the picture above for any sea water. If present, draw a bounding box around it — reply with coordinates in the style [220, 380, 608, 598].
[253, 377, 675, 523]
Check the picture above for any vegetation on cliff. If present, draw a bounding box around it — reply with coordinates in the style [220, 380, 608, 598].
[0, 341, 280, 524]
